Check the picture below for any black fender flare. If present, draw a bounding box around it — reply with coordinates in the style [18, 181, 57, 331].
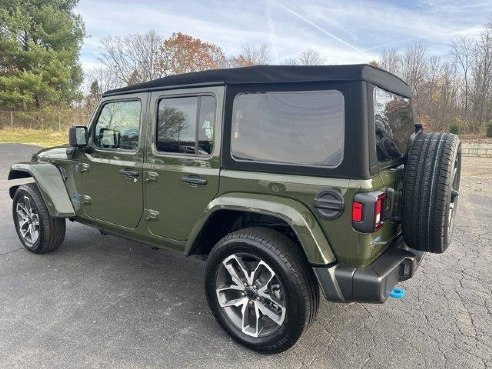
[9, 162, 75, 217]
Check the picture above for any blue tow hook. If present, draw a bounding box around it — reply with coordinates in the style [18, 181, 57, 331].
[390, 287, 405, 299]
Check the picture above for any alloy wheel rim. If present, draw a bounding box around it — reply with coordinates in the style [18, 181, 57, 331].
[448, 155, 460, 239]
[215, 253, 286, 338]
[16, 195, 40, 245]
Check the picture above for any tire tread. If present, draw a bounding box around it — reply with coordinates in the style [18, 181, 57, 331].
[402, 132, 461, 253]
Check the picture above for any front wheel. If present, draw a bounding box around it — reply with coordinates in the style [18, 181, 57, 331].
[204, 227, 319, 354]
[12, 183, 66, 254]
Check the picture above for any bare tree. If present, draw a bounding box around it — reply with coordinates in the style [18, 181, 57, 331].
[450, 37, 473, 116]
[377, 26, 492, 134]
[470, 21, 492, 127]
[385, 43, 430, 120]
[299, 49, 325, 65]
[401, 44, 428, 95]
[99, 31, 228, 84]
[379, 44, 456, 130]
[380, 48, 402, 76]
[230, 43, 271, 67]
[368, 60, 380, 68]
[85, 66, 121, 93]
[85, 21, 492, 135]
[83, 66, 122, 110]
[283, 58, 298, 65]
[285, 49, 326, 65]
[99, 31, 166, 85]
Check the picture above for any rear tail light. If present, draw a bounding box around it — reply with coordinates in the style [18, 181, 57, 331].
[374, 193, 385, 231]
[352, 191, 386, 233]
[352, 201, 363, 222]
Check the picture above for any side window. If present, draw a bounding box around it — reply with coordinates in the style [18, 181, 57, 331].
[156, 95, 215, 155]
[198, 96, 215, 155]
[93, 100, 141, 150]
[231, 90, 344, 167]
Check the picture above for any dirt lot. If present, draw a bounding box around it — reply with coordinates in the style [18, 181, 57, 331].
[0, 145, 491, 369]
[461, 156, 492, 194]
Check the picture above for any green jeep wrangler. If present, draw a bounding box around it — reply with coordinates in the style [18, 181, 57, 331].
[9, 65, 461, 353]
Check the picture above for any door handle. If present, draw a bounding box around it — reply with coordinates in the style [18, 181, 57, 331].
[144, 171, 158, 183]
[181, 175, 207, 186]
[119, 168, 140, 179]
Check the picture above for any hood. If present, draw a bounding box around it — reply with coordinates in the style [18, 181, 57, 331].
[33, 145, 71, 162]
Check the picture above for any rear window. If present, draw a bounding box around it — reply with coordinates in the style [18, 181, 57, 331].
[374, 87, 414, 162]
[230, 90, 344, 167]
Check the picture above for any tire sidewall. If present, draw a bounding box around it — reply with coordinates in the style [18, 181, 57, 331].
[443, 143, 461, 248]
[205, 237, 307, 351]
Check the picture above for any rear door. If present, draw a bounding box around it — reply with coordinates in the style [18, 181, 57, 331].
[78, 94, 147, 228]
[144, 86, 223, 240]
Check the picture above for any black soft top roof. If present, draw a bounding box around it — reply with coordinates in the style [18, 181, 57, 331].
[103, 64, 411, 97]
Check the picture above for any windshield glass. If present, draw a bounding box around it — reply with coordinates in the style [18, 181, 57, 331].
[374, 87, 414, 162]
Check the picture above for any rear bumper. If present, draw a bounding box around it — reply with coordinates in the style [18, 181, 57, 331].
[313, 237, 425, 303]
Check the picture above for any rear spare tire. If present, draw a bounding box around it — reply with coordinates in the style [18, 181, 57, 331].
[402, 132, 461, 253]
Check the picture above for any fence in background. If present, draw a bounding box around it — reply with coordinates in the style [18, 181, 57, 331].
[0, 110, 91, 131]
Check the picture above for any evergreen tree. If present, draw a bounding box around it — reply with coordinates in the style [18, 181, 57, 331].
[0, 0, 85, 109]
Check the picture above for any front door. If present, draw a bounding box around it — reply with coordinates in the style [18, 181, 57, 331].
[144, 87, 223, 240]
[78, 94, 147, 228]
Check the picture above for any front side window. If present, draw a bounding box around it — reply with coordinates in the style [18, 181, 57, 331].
[157, 95, 215, 155]
[93, 100, 141, 150]
[231, 90, 344, 167]
[374, 87, 414, 162]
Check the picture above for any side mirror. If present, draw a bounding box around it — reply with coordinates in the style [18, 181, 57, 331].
[99, 128, 120, 148]
[69, 126, 88, 147]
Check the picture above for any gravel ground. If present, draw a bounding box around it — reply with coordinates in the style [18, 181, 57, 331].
[0, 144, 490, 369]
[461, 156, 492, 194]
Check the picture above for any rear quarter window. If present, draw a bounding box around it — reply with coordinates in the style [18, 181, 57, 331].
[374, 87, 414, 162]
[230, 90, 345, 167]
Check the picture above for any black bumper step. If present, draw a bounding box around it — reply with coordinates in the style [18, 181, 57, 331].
[313, 238, 425, 303]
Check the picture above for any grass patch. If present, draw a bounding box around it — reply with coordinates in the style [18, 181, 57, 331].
[0, 128, 68, 147]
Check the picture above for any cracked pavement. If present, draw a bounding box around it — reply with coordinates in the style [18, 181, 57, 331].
[0, 144, 490, 368]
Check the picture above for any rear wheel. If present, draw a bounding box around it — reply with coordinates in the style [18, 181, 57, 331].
[205, 227, 318, 354]
[13, 184, 66, 254]
[402, 132, 461, 253]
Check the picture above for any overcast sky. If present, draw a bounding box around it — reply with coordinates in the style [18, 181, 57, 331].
[76, 0, 491, 72]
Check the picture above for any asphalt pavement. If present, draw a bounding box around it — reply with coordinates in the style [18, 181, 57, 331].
[0, 143, 490, 369]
